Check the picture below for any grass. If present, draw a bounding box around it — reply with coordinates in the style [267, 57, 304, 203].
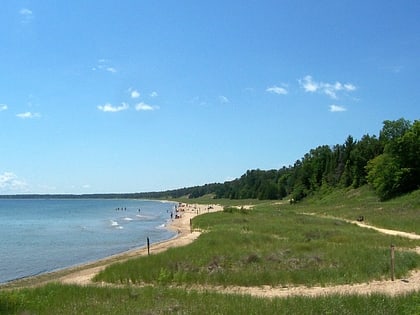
[294, 186, 420, 234]
[1, 187, 419, 314]
[94, 195, 419, 287]
[1, 283, 419, 315]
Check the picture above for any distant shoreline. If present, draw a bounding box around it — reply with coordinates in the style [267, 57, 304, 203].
[0, 194, 166, 200]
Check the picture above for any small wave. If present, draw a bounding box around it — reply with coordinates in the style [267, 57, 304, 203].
[110, 220, 119, 226]
[156, 223, 166, 229]
[116, 226, 124, 230]
[136, 214, 154, 220]
[123, 217, 133, 221]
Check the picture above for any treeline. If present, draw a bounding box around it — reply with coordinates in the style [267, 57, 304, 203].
[2, 118, 417, 202]
[188, 118, 419, 201]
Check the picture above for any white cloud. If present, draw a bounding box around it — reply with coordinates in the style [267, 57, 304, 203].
[20, 8, 33, 15]
[344, 83, 356, 91]
[135, 102, 159, 111]
[0, 172, 28, 193]
[299, 75, 319, 92]
[16, 111, 41, 119]
[0, 104, 8, 111]
[97, 103, 129, 112]
[219, 95, 230, 104]
[266, 85, 288, 95]
[299, 75, 356, 99]
[131, 90, 140, 99]
[150, 91, 158, 98]
[94, 59, 117, 73]
[19, 8, 33, 24]
[329, 104, 347, 112]
[106, 67, 117, 73]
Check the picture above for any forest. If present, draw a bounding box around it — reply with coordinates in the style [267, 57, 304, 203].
[164, 118, 419, 202]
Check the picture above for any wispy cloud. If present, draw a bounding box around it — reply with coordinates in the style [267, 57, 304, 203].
[135, 102, 159, 111]
[0, 172, 28, 193]
[16, 111, 41, 119]
[266, 85, 288, 95]
[19, 8, 34, 24]
[299, 75, 356, 99]
[190, 96, 207, 107]
[106, 67, 116, 73]
[219, 95, 230, 104]
[97, 103, 129, 112]
[150, 91, 158, 98]
[329, 104, 347, 112]
[0, 104, 8, 111]
[93, 59, 117, 74]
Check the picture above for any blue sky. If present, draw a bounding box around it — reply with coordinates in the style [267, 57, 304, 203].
[0, 1, 419, 194]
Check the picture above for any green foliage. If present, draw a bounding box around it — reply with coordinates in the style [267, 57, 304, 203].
[1, 284, 420, 315]
[367, 119, 420, 200]
[366, 154, 406, 200]
[157, 117, 417, 202]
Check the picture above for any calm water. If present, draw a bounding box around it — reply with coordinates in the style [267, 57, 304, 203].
[0, 199, 176, 284]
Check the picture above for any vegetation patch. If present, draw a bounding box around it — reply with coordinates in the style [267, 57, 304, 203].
[94, 195, 420, 287]
[1, 284, 420, 315]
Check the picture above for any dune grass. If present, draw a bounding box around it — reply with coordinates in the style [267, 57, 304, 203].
[94, 199, 419, 287]
[1, 283, 419, 315]
[294, 186, 420, 234]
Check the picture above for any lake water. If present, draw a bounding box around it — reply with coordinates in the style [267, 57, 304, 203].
[0, 199, 176, 284]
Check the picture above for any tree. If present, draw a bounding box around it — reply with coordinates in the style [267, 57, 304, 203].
[379, 118, 411, 148]
[366, 154, 407, 200]
[350, 134, 382, 188]
[367, 119, 419, 199]
[390, 120, 420, 192]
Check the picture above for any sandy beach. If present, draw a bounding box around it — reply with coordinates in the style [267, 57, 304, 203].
[3, 202, 223, 288]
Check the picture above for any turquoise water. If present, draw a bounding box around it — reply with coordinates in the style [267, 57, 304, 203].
[0, 199, 176, 284]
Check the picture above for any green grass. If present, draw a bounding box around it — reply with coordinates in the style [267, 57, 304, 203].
[1, 283, 419, 315]
[94, 197, 419, 287]
[293, 186, 420, 234]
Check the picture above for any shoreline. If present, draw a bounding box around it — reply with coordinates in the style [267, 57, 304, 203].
[2, 202, 223, 289]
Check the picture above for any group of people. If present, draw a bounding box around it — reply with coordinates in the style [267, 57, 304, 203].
[114, 207, 141, 212]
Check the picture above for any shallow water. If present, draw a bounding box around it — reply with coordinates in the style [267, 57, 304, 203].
[0, 199, 176, 283]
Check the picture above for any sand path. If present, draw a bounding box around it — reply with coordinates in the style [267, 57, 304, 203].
[302, 212, 420, 240]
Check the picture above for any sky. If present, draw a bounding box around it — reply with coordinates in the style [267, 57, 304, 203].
[0, 1, 419, 194]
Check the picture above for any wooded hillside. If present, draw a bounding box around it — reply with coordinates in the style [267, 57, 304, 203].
[175, 118, 420, 201]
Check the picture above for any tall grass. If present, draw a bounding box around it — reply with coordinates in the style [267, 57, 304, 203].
[1, 284, 419, 315]
[94, 201, 419, 286]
